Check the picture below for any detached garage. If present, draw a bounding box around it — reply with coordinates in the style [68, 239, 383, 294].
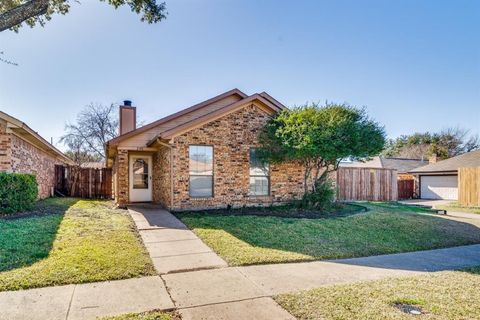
[410, 150, 480, 200]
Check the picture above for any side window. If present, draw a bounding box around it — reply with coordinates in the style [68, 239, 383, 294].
[249, 148, 270, 196]
[189, 145, 213, 197]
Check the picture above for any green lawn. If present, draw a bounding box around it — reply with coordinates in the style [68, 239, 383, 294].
[275, 267, 480, 320]
[436, 201, 480, 214]
[176, 202, 480, 266]
[0, 198, 155, 291]
[101, 311, 179, 320]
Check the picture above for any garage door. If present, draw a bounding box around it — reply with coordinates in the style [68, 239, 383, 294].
[420, 175, 458, 200]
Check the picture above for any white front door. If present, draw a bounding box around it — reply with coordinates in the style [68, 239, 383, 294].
[129, 155, 152, 202]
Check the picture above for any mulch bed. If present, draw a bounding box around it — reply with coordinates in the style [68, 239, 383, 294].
[175, 202, 368, 219]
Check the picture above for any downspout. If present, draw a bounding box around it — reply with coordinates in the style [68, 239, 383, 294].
[156, 139, 174, 210]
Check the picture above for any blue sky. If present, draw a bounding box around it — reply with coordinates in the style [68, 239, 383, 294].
[1, 0, 479, 151]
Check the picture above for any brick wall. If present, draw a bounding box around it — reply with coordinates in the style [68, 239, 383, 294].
[116, 149, 129, 206]
[0, 121, 11, 171]
[152, 145, 172, 208]
[170, 104, 305, 210]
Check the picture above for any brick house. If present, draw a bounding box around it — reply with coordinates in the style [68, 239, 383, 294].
[0, 111, 73, 198]
[106, 89, 306, 210]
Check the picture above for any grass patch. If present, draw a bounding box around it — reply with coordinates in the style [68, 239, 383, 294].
[436, 201, 480, 214]
[275, 267, 480, 320]
[176, 202, 480, 266]
[0, 198, 155, 291]
[100, 311, 179, 320]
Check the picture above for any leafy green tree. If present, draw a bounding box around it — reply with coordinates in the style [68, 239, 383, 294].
[0, 0, 167, 32]
[258, 102, 386, 197]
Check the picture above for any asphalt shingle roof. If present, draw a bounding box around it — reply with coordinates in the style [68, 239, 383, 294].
[409, 150, 480, 173]
[340, 156, 427, 173]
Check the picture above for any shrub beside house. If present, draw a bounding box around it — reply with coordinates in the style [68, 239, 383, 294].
[0, 172, 38, 213]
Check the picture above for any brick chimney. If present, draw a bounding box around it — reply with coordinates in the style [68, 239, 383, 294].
[119, 100, 136, 135]
[429, 154, 437, 164]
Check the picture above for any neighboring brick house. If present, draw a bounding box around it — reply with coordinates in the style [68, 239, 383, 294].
[106, 89, 306, 210]
[0, 111, 73, 198]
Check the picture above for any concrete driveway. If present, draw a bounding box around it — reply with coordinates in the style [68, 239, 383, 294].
[400, 199, 480, 221]
[399, 199, 453, 208]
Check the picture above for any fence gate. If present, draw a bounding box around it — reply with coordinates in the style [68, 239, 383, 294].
[397, 179, 414, 200]
[55, 165, 113, 199]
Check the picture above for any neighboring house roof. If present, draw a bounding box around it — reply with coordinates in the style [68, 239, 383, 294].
[106, 89, 286, 148]
[340, 156, 383, 169]
[381, 158, 428, 173]
[80, 162, 106, 169]
[0, 111, 73, 164]
[409, 150, 480, 174]
[340, 156, 428, 174]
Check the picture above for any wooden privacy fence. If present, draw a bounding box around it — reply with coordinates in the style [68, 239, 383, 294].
[55, 165, 113, 199]
[458, 167, 480, 207]
[336, 167, 398, 201]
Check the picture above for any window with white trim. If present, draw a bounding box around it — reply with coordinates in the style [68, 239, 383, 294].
[189, 145, 213, 197]
[249, 148, 270, 196]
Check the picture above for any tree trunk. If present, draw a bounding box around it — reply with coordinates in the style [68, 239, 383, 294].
[303, 162, 312, 196]
[0, 0, 48, 32]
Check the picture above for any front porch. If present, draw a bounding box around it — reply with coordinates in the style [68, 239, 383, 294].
[110, 145, 172, 208]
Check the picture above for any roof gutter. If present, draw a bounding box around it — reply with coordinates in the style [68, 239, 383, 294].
[409, 170, 458, 174]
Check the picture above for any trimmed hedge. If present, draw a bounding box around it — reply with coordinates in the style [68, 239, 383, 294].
[0, 172, 38, 214]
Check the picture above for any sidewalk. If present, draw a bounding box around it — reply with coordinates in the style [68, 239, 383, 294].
[0, 276, 174, 320]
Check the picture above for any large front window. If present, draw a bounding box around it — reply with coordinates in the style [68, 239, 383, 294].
[249, 148, 269, 196]
[189, 145, 213, 197]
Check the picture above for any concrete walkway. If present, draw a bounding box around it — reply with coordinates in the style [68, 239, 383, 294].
[128, 205, 294, 319]
[128, 205, 228, 274]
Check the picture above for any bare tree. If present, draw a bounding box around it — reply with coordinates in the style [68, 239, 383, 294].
[383, 127, 480, 160]
[438, 127, 480, 157]
[0, 51, 19, 66]
[61, 103, 118, 160]
[63, 135, 102, 165]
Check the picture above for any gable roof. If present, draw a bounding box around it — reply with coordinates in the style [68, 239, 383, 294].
[0, 111, 73, 164]
[107, 89, 247, 146]
[156, 93, 284, 141]
[107, 89, 285, 147]
[410, 150, 480, 173]
[340, 156, 427, 173]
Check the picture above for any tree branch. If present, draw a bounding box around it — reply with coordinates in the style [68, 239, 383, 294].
[0, 0, 49, 32]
